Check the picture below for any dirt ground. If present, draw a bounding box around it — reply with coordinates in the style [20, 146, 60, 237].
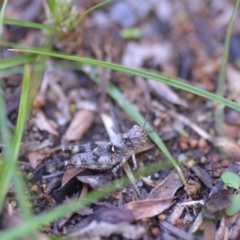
[1, 0, 240, 239]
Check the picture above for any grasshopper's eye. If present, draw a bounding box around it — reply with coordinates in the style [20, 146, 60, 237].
[111, 145, 115, 152]
[107, 144, 117, 153]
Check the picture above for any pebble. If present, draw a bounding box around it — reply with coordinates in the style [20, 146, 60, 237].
[158, 214, 167, 221]
[153, 118, 161, 128]
[110, 2, 136, 27]
[189, 138, 198, 149]
[178, 153, 188, 164]
[221, 159, 230, 167]
[31, 185, 38, 193]
[200, 156, 207, 164]
[137, 181, 143, 187]
[198, 138, 207, 150]
[38, 193, 45, 200]
[179, 141, 189, 151]
[151, 227, 160, 237]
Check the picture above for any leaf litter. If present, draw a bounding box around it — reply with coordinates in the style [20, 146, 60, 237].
[2, 0, 240, 240]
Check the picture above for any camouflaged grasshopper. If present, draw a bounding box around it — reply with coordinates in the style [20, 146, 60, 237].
[63, 124, 148, 174]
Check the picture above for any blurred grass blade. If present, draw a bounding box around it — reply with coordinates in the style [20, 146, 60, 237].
[216, 0, 240, 96]
[215, 0, 240, 136]
[11, 64, 31, 159]
[13, 166, 32, 218]
[0, 64, 31, 211]
[74, 0, 110, 28]
[0, 55, 37, 70]
[11, 47, 240, 112]
[3, 18, 53, 32]
[89, 69, 186, 185]
[45, 0, 57, 14]
[0, 0, 8, 37]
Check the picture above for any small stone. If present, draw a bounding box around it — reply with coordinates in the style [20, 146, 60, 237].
[33, 94, 46, 109]
[151, 227, 160, 237]
[38, 193, 45, 200]
[42, 184, 47, 192]
[153, 118, 161, 128]
[153, 173, 159, 179]
[212, 171, 220, 177]
[200, 156, 207, 164]
[186, 159, 195, 168]
[189, 139, 198, 149]
[27, 172, 34, 180]
[137, 181, 143, 187]
[178, 153, 188, 164]
[179, 141, 189, 151]
[159, 112, 167, 120]
[31, 185, 38, 193]
[198, 138, 207, 150]
[158, 214, 167, 221]
[221, 159, 230, 168]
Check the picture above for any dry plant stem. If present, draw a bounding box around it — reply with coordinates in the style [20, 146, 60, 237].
[123, 162, 141, 198]
[168, 109, 212, 141]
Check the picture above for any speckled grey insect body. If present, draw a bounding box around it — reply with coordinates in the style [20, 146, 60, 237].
[65, 125, 148, 173]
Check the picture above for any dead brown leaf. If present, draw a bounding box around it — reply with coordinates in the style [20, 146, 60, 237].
[216, 212, 240, 240]
[34, 110, 59, 136]
[61, 167, 85, 187]
[124, 198, 174, 220]
[191, 166, 213, 189]
[64, 109, 95, 141]
[199, 219, 216, 240]
[28, 151, 47, 169]
[124, 173, 183, 220]
[148, 173, 183, 199]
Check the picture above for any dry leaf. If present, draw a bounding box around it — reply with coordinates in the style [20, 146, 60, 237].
[191, 166, 212, 189]
[61, 167, 85, 187]
[34, 110, 59, 136]
[124, 173, 183, 220]
[148, 173, 183, 199]
[65, 109, 95, 141]
[28, 151, 47, 169]
[124, 198, 173, 220]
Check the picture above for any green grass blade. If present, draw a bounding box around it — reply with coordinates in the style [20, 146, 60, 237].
[13, 167, 32, 218]
[11, 63, 30, 161]
[0, 64, 31, 211]
[216, 0, 240, 96]
[10, 48, 240, 112]
[3, 18, 53, 32]
[215, 0, 240, 136]
[45, 0, 57, 14]
[0, 161, 169, 240]
[0, 55, 37, 70]
[0, 0, 8, 38]
[74, 0, 110, 28]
